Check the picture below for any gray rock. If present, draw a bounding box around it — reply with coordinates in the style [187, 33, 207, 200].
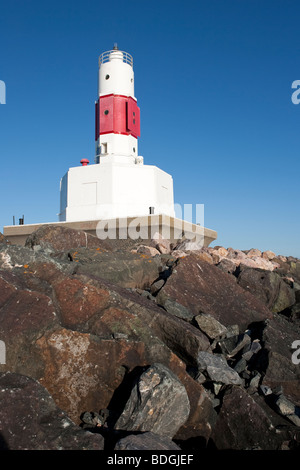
[150, 278, 165, 295]
[115, 432, 181, 450]
[175, 238, 205, 252]
[0, 244, 72, 275]
[238, 267, 296, 314]
[196, 351, 243, 385]
[225, 324, 240, 337]
[72, 249, 163, 290]
[248, 372, 261, 394]
[275, 395, 300, 426]
[217, 258, 238, 275]
[194, 313, 227, 340]
[234, 357, 248, 374]
[194, 371, 206, 384]
[114, 363, 190, 438]
[260, 385, 273, 396]
[242, 339, 262, 361]
[156, 291, 195, 322]
[218, 332, 251, 358]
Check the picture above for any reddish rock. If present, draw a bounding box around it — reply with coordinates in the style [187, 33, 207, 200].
[263, 250, 276, 260]
[247, 248, 262, 258]
[36, 328, 147, 423]
[0, 372, 104, 450]
[157, 254, 273, 331]
[240, 257, 278, 271]
[150, 232, 171, 254]
[53, 276, 111, 329]
[0, 287, 59, 378]
[0, 261, 203, 429]
[227, 248, 248, 261]
[194, 250, 214, 265]
[210, 386, 282, 450]
[209, 246, 228, 258]
[1, 235, 299, 449]
[0, 274, 17, 309]
[25, 225, 112, 253]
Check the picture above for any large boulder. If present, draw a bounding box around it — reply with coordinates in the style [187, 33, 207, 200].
[114, 363, 190, 438]
[1, 234, 299, 450]
[210, 386, 283, 450]
[25, 225, 112, 253]
[196, 351, 243, 386]
[0, 272, 186, 424]
[70, 248, 164, 289]
[238, 267, 296, 313]
[0, 372, 104, 450]
[0, 249, 211, 434]
[156, 254, 273, 331]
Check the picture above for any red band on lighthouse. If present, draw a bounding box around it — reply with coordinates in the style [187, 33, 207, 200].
[96, 94, 140, 139]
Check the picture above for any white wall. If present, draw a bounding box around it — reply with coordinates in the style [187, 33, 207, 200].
[59, 162, 175, 222]
[99, 51, 135, 98]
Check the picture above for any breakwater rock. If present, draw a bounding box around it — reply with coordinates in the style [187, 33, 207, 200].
[0, 226, 299, 450]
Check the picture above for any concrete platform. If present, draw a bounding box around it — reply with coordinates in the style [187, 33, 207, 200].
[3, 214, 217, 247]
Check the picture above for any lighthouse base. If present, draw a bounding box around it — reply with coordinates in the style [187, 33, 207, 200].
[3, 215, 217, 248]
[59, 160, 175, 222]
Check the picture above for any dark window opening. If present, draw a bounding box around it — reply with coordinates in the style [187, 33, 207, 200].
[105, 74, 110, 79]
[104, 110, 109, 115]
[149, 207, 154, 215]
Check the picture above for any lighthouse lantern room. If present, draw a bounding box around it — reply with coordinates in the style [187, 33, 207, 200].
[59, 45, 175, 222]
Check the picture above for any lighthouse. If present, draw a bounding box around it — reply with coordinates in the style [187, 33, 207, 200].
[58, 45, 175, 222]
[95, 45, 140, 165]
[3, 45, 218, 247]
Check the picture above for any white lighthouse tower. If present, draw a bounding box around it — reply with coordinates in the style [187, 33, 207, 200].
[59, 45, 175, 222]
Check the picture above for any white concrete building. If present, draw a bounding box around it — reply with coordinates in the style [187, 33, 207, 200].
[59, 45, 175, 222]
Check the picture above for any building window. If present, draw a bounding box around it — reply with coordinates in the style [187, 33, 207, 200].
[104, 110, 109, 115]
[105, 74, 110, 79]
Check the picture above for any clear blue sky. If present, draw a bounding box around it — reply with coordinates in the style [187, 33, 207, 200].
[0, 0, 299, 258]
